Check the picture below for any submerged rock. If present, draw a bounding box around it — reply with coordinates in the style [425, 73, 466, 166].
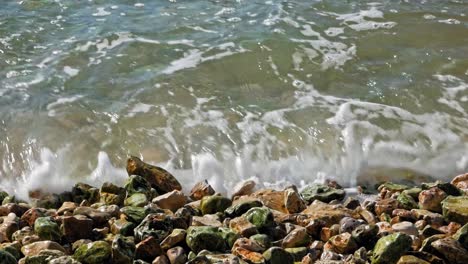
[126, 156, 182, 194]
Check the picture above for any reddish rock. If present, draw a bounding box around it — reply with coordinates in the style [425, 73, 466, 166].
[190, 180, 215, 201]
[284, 188, 306, 214]
[21, 240, 66, 256]
[324, 232, 358, 254]
[167, 246, 187, 264]
[451, 173, 468, 193]
[61, 215, 93, 242]
[229, 216, 258, 237]
[135, 236, 163, 262]
[21, 208, 51, 227]
[232, 180, 256, 199]
[57, 202, 77, 215]
[375, 198, 399, 216]
[153, 190, 187, 212]
[418, 187, 447, 213]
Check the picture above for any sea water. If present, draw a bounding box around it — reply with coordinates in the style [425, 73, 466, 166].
[0, 0, 467, 200]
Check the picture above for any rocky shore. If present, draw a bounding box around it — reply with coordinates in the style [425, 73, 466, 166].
[0, 156, 467, 264]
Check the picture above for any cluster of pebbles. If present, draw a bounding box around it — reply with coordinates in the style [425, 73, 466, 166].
[0, 156, 467, 264]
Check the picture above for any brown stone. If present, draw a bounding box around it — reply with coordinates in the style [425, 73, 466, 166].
[20, 208, 51, 226]
[153, 255, 170, 264]
[191, 215, 222, 227]
[282, 227, 311, 248]
[0, 203, 29, 217]
[249, 189, 287, 213]
[62, 215, 93, 242]
[0, 217, 19, 243]
[153, 190, 187, 212]
[160, 229, 186, 250]
[284, 188, 306, 214]
[392, 221, 419, 236]
[431, 237, 468, 264]
[397, 255, 430, 264]
[375, 198, 399, 216]
[411, 209, 444, 226]
[21, 240, 66, 256]
[126, 156, 182, 194]
[233, 238, 265, 252]
[232, 247, 265, 263]
[451, 173, 468, 193]
[167, 246, 187, 264]
[302, 200, 357, 226]
[232, 180, 256, 198]
[135, 236, 163, 262]
[73, 206, 111, 227]
[190, 180, 215, 201]
[418, 187, 447, 213]
[57, 202, 77, 215]
[324, 232, 358, 254]
[229, 216, 258, 237]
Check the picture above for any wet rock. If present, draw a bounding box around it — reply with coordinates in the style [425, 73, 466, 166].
[61, 215, 93, 242]
[421, 225, 443, 237]
[57, 202, 77, 215]
[232, 180, 256, 198]
[30, 193, 61, 209]
[250, 234, 271, 249]
[124, 193, 148, 207]
[11, 226, 34, 243]
[120, 206, 152, 224]
[153, 190, 187, 212]
[134, 213, 173, 243]
[422, 181, 462, 196]
[431, 237, 468, 264]
[249, 189, 287, 213]
[153, 255, 170, 264]
[418, 187, 447, 213]
[302, 201, 357, 226]
[375, 198, 400, 216]
[300, 184, 345, 204]
[110, 217, 135, 236]
[0, 241, 21, 260]
[73, 206, 111, 227]
[135, 236, 163, 262]
[21, 207, 50, 226]
[324, 232, 358, 254]
[397, 192, 418, 210]
[126, 156, 182, 194]
[244, 207, 275, 230]
[191, 214, 222, 227]
[441, 196, 468, 223]
[371, 232, 412, 264]
[453, 223, 468, 249]
[397, 255, 430, 264]
[200, 195, 232, 215]
[225, 199, 263, 218]
[73, 240, 111, 264]
[305, 219, 326, 239]
[378, 182, 410, 193]
[282, 227, 311, 248]
[232, 246, 264, 263]
[339, 217, 363, 233]
[49, 256, 82, 264]
[420, 234, 445, 253]
[167, 246, 187, 264]
[0, 216, 19, 242]
[100, 182, 125, 206]
[160, 229, 186, 250]
[186, 226, 226, 253]
[72, 183, 100, 204]
[392, 221, 419, 236]
[186, 255, 210, 264]
[405, 251, 445, 264]
[284, 187, 306, 213]
[343, 197, 361, 210]
[111, 235, 135, 264]
[124, 175, 152, 197]
[263, 247, 294, 264]
[411, 209, 444, 226]
[34, 217, 61, 241]
[284, 247, 308, 262]
[190, 180, 215, 201]
[451, 173, 468, 194]
[21, 240, 66, 256]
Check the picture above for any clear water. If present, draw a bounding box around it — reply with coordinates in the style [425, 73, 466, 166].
[1, 0, 467, 198]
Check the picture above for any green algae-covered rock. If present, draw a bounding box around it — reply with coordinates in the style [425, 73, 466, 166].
[72, 183, 100, 204]
[124, 175, 152, 197]
[224, 200, 263, 217]
[371, 232, 412, 264]
[0, 250, 16, 264]
[124, 193, 148, 207]
[186, 226, 226, 253]
[73, 241, 111, 264]
[218, 227, 240, 249]
[200, 195, 232, 215]
[110, 218, 135, 236]
[401, 187, 422, 200]
[133, 214, 173, 243]
[378, 182, 410, 192]
[120, 206, 153, 224]
[0, 191, 8, 204]
[0, 242, 20, 260]
[34, 217, 61, 241]
[422, 181, 462, 196]
[111, 235, 135, 264]
[244, 207, 275, 230]
[442, 196, 468, 223]
[453, 223, 468, 249]
[397, 192, 418, 210]
[250, 234, 272, 249]
[22, 249, 65, 264]
[284, 247, 308, 262]
[100, 182, 125, 206]
[262, 247, 293, 264]
[300, 184, 345, 204]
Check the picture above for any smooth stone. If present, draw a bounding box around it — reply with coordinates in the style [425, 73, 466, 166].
[282, 227, 311, 248]
[73, 206, 111, 227]
[73, 240, 111, 264]
[0, 218, 19, 242]
[302, 201, 358, 226]
[339, 217, 363, 233]
[231, 246, 264, 263]
[0, 250, 17, 264]
[250, 234, 271, 249]
[160, 229, 186, 250]
[392, 221, 419, 236]
[374, 198, 400, 216]
[124, 193, 149, 207]
[135, 236, 163, 262]
[20, 208, 50, 226]
[126, 156, 182, 194]
[190, 180, 215, 201]
[110, 218, 135, 236]
[324, 232, 358, 254]
[152, 255, 170, 264]
[49, 256, 82, 264]
[167, 246, 187, 264]
[397, 192, 418, 210]
[218, 227, 240, 249]
[153, 190, 187, 212]
[57, 202, 77, 215]
[191, 215, 222, 227]
[284, 187, 306, 214]
[371, 232, 412, 264]
[120, 206, 152, 224]
[199, 195, 232, 215]
[232, 180, 256, 198]
[284, 247, 308, 262]
[186, 226, 226, 253]
[397, 255, 430, 264]
[225, 199, 263, 218]
[451, 173, 468, 193]
[441, 196, 468, 223]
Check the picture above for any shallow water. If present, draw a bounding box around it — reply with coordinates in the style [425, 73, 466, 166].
[0, 0, 467, 198]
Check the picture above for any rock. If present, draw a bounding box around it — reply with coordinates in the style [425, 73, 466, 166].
[61, 215, 93, 242]
[375, 198, 400, 216]
[153, 190, 187, 212]
[124, 193, 148, 207]
[21, 241, 66, 257]
[250, 234, 271, 249]
[282, 227, 311, 248]
[441, 196, 468, 223]
[20, 207, 50, 226]
[72, 183, 100, 204]
[397, 255, 430, 264]
[232, 237, 264, 252]
[339, 217, 362, 233]
[378, 182, 410, 193]
[0, 250, 16, 264]
[232, 180, 256, 198]
[284, 188, 306, 213]
[120, 206, 152, 224]
[30, 193, 61, 209]
[134, 214, 173, 243]
[392, 222, 419, 236]
[263, 247, 294, 264]
[302, 200, 357, 226]
[11, 227, 34, 243]
[225, 199, 263, 218]
[186, 226, 226, 253]
[305, 219, 326, 239]
[0, 241, 21, 260]
[57, 202, 77, 215]
[135, 236, 163, 262]
[300, 184, 345, 204]
[418, 187, 447, 213]
[249, 189, 287, 213]
[284, 247, 308, 262]
[420, 234, 445, 253]
[343, 197, 361, 210]
[397, 192, 418, 210]
[244, 207, 275, 230]
[190, 181, 215, 201]
[100, 182, 125, 206]
[232, 246, 264, 263]
[453, 223, 468, 249]
[431, 237, 468, 264]
[167, 246, 187, 264]
[110, 218, 135, 236]
[126, 156, 182, 194]
[160, 229, 186, 250]
[422, 181, 462, 196]
[124, 175, 152, 197]
[73, 240, 111, 264]
[229, 216, 258, 237]
[34, 217, 61, 241]
[324, 232, 358, 254]
[0, 203, 29, 217]
[411, 209, 444, 226]
[451, 173, 468, 193]
[0, 217, 19, 242]
[73, 206, 111, 227]
[371, 232, 412, 264]
[49, 256, 82, 264]
[111, 235, 135, 264]
[421, 225, 443, 237]
[199, 195, 232, 215]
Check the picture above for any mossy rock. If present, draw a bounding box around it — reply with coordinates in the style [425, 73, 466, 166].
[124, 193, 148, 207]
[441, 196, 468, 223]
[111, 235, 135, 264]
[453, 223, 468, 249]
[186, 226, 226, 253]
[371, 232, 412, 264]
[73, 241, 111, 264]
[263, 247, 294, 264]
[397, 192, 418, 210]
[378, 182, 410, 192]
[0, 250, 16, 264]
[218, 227, 240, 249]
[224, 200, 262, 217]
[300, 184, 345, 203]
[422, 181, 462, 196]
[120, 206, 154, 224]
[200, 195, 232, 215]
[250, 234, 272, 249]
[124, 175, 152, 197]
[244, 207, 275, 230]
[34, 217, 61, 241]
